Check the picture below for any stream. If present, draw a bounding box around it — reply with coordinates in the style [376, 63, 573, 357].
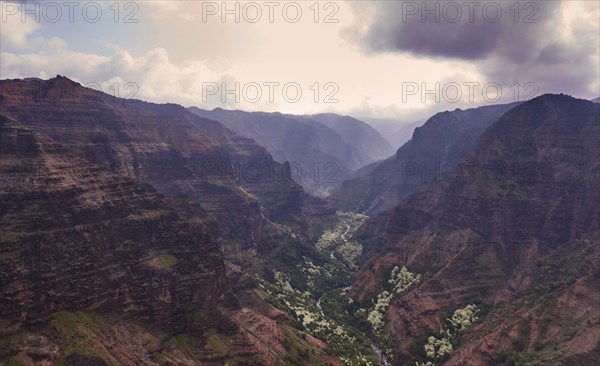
[316, 297, 325, 318]
[367, 337, 391, 366]
[316, 295, 391, 366]
[329, 224, 350, 261]
[313, 213, 392, 366]
[341, 224, 351, 240]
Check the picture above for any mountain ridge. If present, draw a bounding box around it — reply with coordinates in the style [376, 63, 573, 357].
[328, 102, 522, 214]
[188, 106, 394, 196]
[351, 94, 600, 365]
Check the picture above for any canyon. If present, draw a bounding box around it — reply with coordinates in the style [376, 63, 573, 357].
[1, 77, 598, 366]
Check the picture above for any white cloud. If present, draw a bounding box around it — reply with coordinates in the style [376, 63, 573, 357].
[0, 5, 39, 49]
[1, 44, 229, 107]
[1, 0, 597, 119]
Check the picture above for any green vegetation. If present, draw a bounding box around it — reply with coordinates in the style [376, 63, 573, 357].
[51, 310, 105, 332]
[207, 333, 229, 357]
[0, 249, 20, 263]
[335, 241, 363, 267]
[259, 211, 381, 365]
[414, 304, 480, 366]
[260, 270, 378, 365]
[279, 325, 336, 366]
[2, 354, 24, 366]
[315, 211, 367, 268]
[487, 312, 574, 366]
[50, 311, 113, 366]
[224, 355, 266, 366]
[367, 266, 421, 333]
[173, 333, 198, 362]
[158, 251, 177, 268]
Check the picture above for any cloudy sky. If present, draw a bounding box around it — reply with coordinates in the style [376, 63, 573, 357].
[1, 0, 598, 122]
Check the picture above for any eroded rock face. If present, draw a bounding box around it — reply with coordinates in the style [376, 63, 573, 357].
[352, 95, 600, 365]
[0, 119, 227, 332]
[0, 77, 332, 250]
[0, 77, 335, 365]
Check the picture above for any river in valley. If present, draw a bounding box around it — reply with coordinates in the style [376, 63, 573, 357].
[316, 295, 391, 366]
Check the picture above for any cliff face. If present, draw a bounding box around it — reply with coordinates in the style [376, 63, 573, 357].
[1, 115, 229, 317]
[352, 95, 600, 365]
[0, 77, 336, 365]
[0, 77, 332, 246]
[0, 117, 231, 362]
[328, 103, 520, 214]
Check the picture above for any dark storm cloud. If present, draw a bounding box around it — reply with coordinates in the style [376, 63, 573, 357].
[355, 1, 561, 61]
[348, 1, 599, 97]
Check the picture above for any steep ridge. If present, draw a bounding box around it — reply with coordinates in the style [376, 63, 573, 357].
[0, 77, 333, 246]
[351, 95, 600, 365]
[4, 76, 596, 365]
[328, 102, 521, 214]
[0, 77, 338, 365]
[188, 107, 388, 196]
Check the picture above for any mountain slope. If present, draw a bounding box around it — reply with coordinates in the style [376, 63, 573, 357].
[0, 76, 338, 365]
[351, 95, 600, 365]
[188, 107, 391, 196]
[0, 116, 235, 364]
[328, 102, 521, 214]
[0, 77, 332, 244]
[301, 113, 394, 165]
